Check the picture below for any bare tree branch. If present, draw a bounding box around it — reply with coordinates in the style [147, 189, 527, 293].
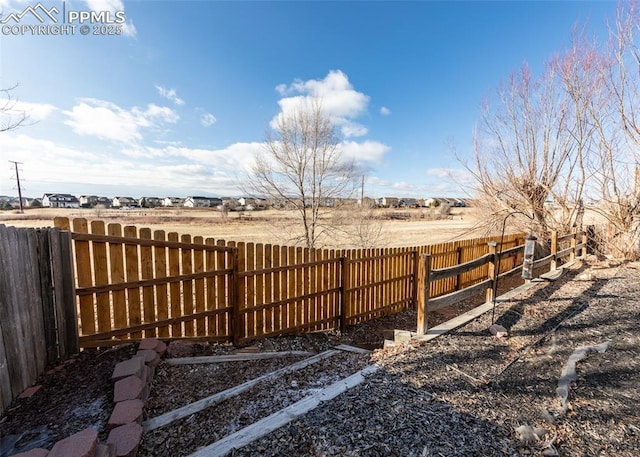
[245, 100, 357, 249]
[1, 84, 28, 133]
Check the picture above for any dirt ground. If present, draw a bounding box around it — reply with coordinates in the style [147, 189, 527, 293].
[1, 258, 638, 456]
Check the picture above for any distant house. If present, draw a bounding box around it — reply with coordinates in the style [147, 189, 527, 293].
[184, 196, 213, 208]
[42, 193, 80, 208]
[112, 196, 138, 208]
[358, 197, 377, 207]
[399, 198, 419, 208]
[139, 197, 162, 208]
[423, 198, 440, 208]
[335, 198, 357, 207]
[0, 196, 12, 209]
[252, 198, 267, 209]
[220, 197, 239, 210]
[96, 197, 112, 208]
[162, 197, 185, 207]
[79, 195, 98, 208]
[236, 197, 265, 209]
[79, 195, 111, 208]
[1, 196, 31, 209]
[377, 197, 399, 208]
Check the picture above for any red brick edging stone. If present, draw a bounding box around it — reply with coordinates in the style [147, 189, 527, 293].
[13, 338, 166, 457]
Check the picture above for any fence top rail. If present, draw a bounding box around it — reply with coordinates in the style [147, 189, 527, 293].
[498, 243, 525, 258]
[429, 252, 493, 282]
[70, 232, 236, 253]
[349, 250, 415, 263]
[557, 231, 583, 243]
[239, 256, 341, 277]
[556, 246, 575, 257]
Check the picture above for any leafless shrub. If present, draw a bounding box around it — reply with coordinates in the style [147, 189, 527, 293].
[331, 203, 386, 249]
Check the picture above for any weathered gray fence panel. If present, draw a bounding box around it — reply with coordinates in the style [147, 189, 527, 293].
[50, 229, 79, 356]
[0, 224, 78, 416]
[0, 313, 10, 414]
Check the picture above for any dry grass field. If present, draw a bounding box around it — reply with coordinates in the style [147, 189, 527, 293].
[0, 206, 490, 248]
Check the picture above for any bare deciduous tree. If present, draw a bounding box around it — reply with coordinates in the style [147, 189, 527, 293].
[466, 4, 640, 258]
[553, 32, 602, 232]
[1, 84, 27, 133]
[247, 100, 357, 249]
[588, 2, 640, 257]
[469, 61, 580, 238]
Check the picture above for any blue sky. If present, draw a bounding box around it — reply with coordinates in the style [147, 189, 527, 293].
[0, 0, 617, 200]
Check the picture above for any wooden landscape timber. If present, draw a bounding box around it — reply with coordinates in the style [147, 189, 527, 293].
[187, 364, 381, 457]
[163, 351, 315, 365]
[143, 349, 341, 432]
[333, 344, 372, 354]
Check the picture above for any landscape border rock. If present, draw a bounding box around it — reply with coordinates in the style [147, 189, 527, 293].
[12, 338, 165, 457]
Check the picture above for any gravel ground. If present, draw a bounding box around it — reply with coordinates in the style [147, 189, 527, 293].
[3, 258, 638, 457]
[229, 259, 640, 457]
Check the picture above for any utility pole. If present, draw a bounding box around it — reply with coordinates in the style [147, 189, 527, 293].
[9, 160, 24, 213]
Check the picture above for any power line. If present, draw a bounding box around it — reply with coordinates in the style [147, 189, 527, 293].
[8, 160, 24, 213]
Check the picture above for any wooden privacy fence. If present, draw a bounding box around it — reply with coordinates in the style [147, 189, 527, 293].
[0, 225, 77, 416]
[53, 217, 525, 347]
[416, 228, 588, 334]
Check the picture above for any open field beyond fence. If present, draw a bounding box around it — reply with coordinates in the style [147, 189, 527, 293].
[0, 207, 486, 247]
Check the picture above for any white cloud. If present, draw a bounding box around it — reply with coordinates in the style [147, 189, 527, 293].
[367, 176, 391, 187]
[85, 0, 136, 37]
[426, 168, 475, 190]
[341, 123, 368, 138]
[63, 98, 179, 143]
[0, 134, 120, 191]
[426, 167, 473, 181]
[138, 104, 179, 124]
[0, 0, 33, 10]
[0, 133, 259, 197]
[155, 85, 184, 106]
[165, 142, 263, 172]
[275, 83, 289, 96]
[273, 70, 370, 138]
[201, 112, 217, 127]
[380, 106, 391, 116]
[120, 141, 263, 173]
[340, 140, 390, 164]
[0, 99, 56, 122]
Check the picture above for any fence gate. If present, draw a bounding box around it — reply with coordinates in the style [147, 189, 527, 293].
[0, 225, 78, 416]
